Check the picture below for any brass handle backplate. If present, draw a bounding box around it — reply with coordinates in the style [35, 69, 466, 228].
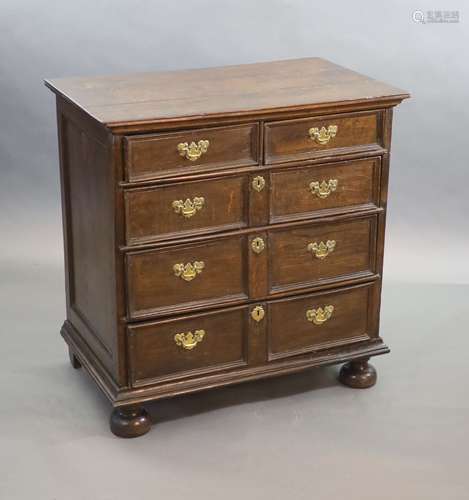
[177, 140, 210, 161]
[174, 330, 205, 350]
[172, 197, 205, 218]
[309, 179, 338, 199]
[306, 305, 334, 325]
[173, 261, 205, 282]
[251, 237, 265, 254]
[252, 176, 266, 192]
[307, 240, 336, 259]
[309, 125, 338, 145]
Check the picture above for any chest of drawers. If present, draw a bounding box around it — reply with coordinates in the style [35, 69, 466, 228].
[45, 58, 409, 437]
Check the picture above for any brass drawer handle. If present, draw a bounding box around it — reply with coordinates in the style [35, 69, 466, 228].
[172, 197, 205, 218]
[251, 237, 265, 254]
[307, 240, 336, 259]
[173, 261, 205, 282]
[251, 305, 265, 322]
[177, 140, 210, 161]
[309, 125, 338, 145]
[252, 175, 266, 192]
[174, 330, 205, 350]
[306, 305, 334, 325]
[309, 179, 338, 199]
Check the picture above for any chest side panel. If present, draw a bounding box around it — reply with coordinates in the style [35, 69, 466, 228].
[58, 102, 120, 383]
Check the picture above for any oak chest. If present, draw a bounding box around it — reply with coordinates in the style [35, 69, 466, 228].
[45, 58, 409, 437]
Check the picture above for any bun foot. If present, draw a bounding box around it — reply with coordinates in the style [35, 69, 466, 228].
[339, 359, 377, 388]
[68, 347, 82, 369]
[110, 406, 152, 438]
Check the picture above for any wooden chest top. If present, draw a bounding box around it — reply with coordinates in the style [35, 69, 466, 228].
[44, 57, 408, 127]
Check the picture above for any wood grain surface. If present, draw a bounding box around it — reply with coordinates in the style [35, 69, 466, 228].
[45, 58, 408, 126]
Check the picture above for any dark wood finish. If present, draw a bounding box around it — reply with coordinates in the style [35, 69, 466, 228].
[126, 235, 248, 319]
[268, 283, 375, 360]
[63, 316, 389, 407]
[110, 406, 152, 438]
[125, 174, 249, 245]
[270, 157, 380, 223]
[249, 172, 269, 227]
[124, 123, 259, 182]
[46, 58, 408, 437]
[56, 104, 120, 382]
[339, 358, 377, 388]
[61, 320, 120, 402]
[45, 58, 407, 128]
[128, 306, 248, 386]
[248, 302, 268, 366]
[248, 231, 269, 299]
[264, 110, 383, 164]
[269, 215, 377, 294]
[128, 283, 378, 385]
[125, 213, 379, 322]
[68, 347, 81, 369]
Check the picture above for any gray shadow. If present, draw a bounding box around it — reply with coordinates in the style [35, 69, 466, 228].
[146, 365, 339, 424]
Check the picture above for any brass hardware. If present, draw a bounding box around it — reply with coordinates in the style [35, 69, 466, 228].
[251, 305, 265, 322]
[309, 179, 338, 199]
[177, 140, 210, 161]
[252, 176, 266, 192]
[251, 237, 265, 254]
[173, 261, 205, 282]
[306, 305, 334, 325]
[172, 197, 205, 218]
[307, 240, 336, 259]
[174, 330, 206, 350]
[309, 125, 338, 145]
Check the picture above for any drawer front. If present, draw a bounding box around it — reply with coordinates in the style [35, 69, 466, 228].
[124, 123, 259, 181]
[125, 175, 248, 245]
[264, 111, 382, 164]
[270, 158, 380, 223]
[126, 235, 248, 319]
[128, 307, 248, 386]
[269, 216, 377, 294]
[268, 284, 375, 360]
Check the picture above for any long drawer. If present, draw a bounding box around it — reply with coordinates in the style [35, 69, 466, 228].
[127, 282, 377, 387]
[125, 214, 378, 320]
[124, 158, 380, 245]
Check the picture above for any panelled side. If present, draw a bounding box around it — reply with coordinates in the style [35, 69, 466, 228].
[57, 98, 120, 385]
